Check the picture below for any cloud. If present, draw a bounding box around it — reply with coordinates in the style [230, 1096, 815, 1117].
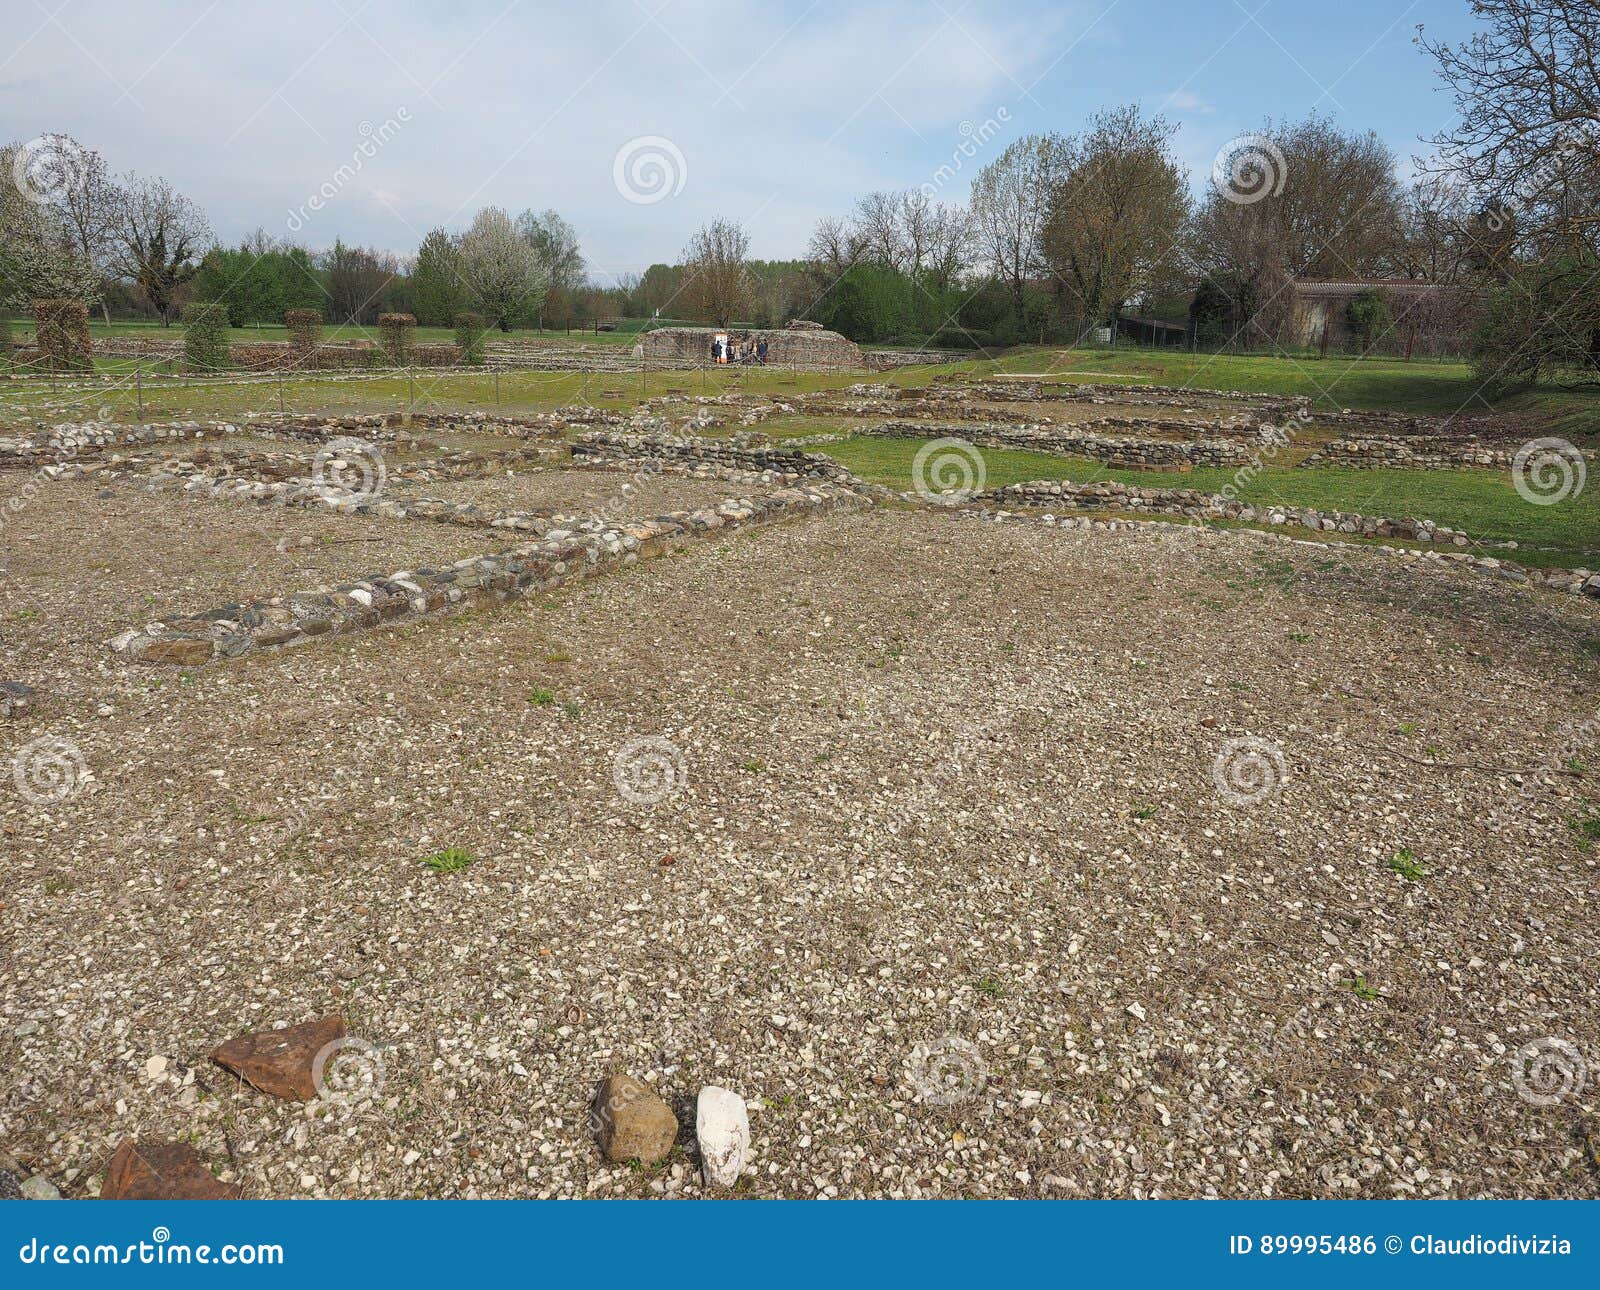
[1165, 89, 1216, 115]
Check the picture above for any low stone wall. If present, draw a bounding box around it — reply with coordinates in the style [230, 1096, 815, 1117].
[985, 477, 1479, 546]
[861, 421, 1254, 469]
[958, 505, 1600, 602]
[106, 483, 870, 666]
[1296, 436, 1518, 470]
[572, 432, 864, 485]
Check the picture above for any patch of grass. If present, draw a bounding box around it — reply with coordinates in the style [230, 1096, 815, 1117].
[817, 437, 1599, 564]
[1570, 811, 1600, 850]
[1132, 804, 1157, 820]
[976, 976, 1005, 998]
[527, 686, 556, 706]
[1398, 721, 1418, 736]
[1388, 848, 1425, 881]
[421, 846, 477, 874]
[1287, 631, 1311, 643]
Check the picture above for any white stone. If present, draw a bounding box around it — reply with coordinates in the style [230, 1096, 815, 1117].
[144, 1055, 168, 1079]
[695, 1086, 749, 1188]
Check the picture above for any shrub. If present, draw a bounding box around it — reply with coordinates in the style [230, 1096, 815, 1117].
[378, 312, 417, 365]
[284, 308, 323, 351]
[182, 300, 231, 372]
[454, 311, 487, 364]
[0, 315, 11, 367]
[1344, 289, 1393, 351]
[1471, 257, 1600, 395]
[30, 298, 92, 372]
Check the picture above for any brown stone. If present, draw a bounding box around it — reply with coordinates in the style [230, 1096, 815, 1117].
[138, 638, 214, 666]
[210, 1016, 346, 1100]
[591, 1074, 679, 1164]
[101, 1140, 240, 1200]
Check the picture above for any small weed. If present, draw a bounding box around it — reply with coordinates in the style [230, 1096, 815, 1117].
[1570, 813, 1600, 849]
[562, 701, 582, 719]
[976, 976, 1005, 999]
[528, 686, 556, 706]
[422, 846, 477, 874]
[1343, 974, 1379, 1001]
[1389, 848, 1425, 881]
[544, 650, 571, 664]
[1132, 804, 1157, 820]
[742, 758, 766, 773]
[1398, 721, 1417, 736]
[1287, 631, 1311, 643]
[1564, 757, 1585, 773]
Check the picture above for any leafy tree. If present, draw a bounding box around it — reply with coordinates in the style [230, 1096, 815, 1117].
[459, 207, 547, 332]
[454, 311, 487, 363]
[323, 239, 398, 325]
[411, 227, 466, 326]
[0, 141, 101, 307]
[1041, 105, 1189, 336]
[1344, 289, 1394, 350]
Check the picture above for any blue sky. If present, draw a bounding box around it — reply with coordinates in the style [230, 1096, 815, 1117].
[1, 0, 1479, 281]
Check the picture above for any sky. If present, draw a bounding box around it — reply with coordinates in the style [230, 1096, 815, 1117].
[1, 0, 1482, 284]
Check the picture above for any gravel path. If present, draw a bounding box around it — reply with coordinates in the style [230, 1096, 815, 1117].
[2, 508, 1597, 1199]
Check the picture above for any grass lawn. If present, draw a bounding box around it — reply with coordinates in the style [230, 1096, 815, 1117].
[823, 436, 1600, 567]
[2, 319, 644, 348]
[905, 346, 1599, 435]
[0, 363, 885, 425]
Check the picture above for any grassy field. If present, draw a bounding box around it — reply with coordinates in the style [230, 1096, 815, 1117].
[1, 318, 645, 348]
[825, 436, 1600, 568]
[2, 345, 1594, 569]
[898, 346, 1599, 434]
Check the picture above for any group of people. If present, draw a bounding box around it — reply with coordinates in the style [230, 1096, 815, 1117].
[711, 332, 769, 365]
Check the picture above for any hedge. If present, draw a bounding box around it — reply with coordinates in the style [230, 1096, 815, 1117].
[182, 301, 231, 372]
[454, 311, 487, 364]
[378, 312, 417, 365]
[30, 299, 92, 372]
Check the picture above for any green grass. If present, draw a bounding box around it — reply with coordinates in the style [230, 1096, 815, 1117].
[964, 346, 1597, 431]
[821, 436, 1600, 566]
[421, 846, 477, 874]
[1388, 848, 1426, 881]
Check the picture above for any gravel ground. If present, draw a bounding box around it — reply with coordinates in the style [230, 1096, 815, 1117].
[0, 479, 507, 687]
[2, 506, 1598, 1199]
[386, 467, 759, 515]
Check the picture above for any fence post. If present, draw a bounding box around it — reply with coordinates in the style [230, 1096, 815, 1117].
[408, 365, 415, 410]
[278, 369, 285, 414]
[494, 369, 500, 405]
[136, 365, 143, 418]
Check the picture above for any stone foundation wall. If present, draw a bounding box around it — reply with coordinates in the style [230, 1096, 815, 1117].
[572, 433, 864, 485]
[860, 421, 1255, 469]
[1295, 436, 1519, 470]
[107, 483, 870, 666]
[986, 477, 1479, 545]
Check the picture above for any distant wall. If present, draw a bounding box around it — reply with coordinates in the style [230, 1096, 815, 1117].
[634, 326, 864, 370]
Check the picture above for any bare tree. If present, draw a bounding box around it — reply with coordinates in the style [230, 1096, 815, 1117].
[1041, 106, 1190, 334]
[112, 174, 210, 325]
[804, 215, 862, 286]
[680, 218, 753, 326]
[924, 201, 973, 290]
[1421, 0, 1600, 247]
[969, 133, 1069, 321]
